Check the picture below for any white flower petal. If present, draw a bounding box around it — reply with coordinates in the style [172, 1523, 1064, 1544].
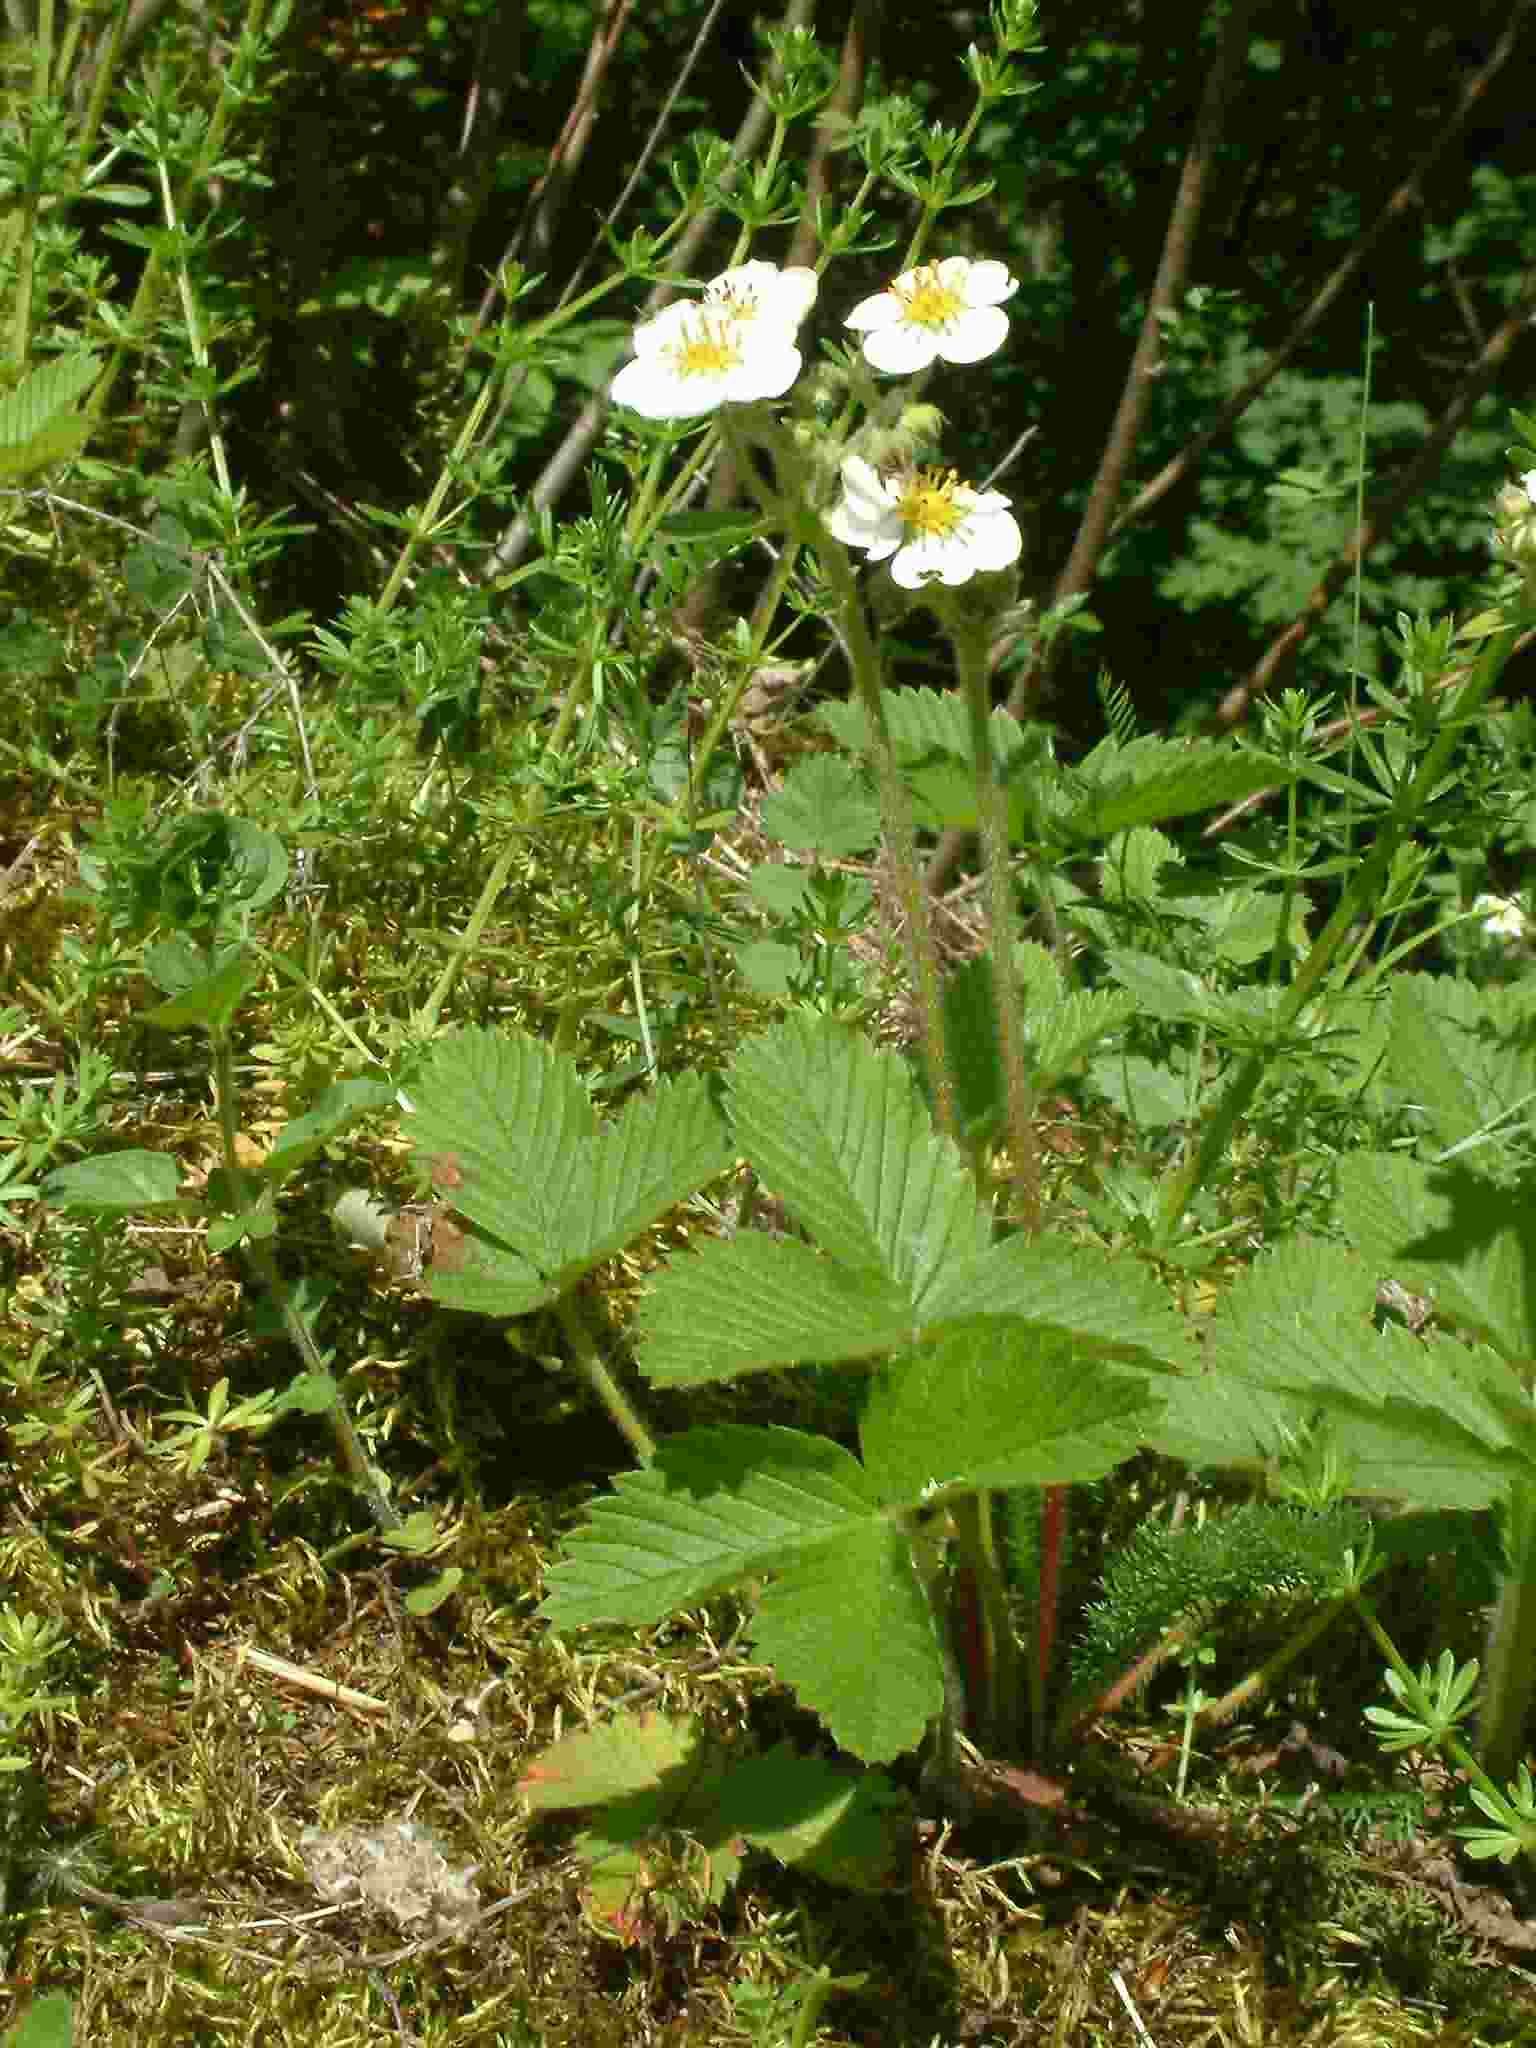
[957, 259, 1018, 307]
[859, 323, 940, 375]
[838, 454, 898, 509]
[935, 305, 1010, 365]
[962, 507, 1023, 573]
[844, 290, 900, 333]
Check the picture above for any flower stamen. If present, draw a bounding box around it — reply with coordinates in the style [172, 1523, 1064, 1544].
[895, 469, 965, 538]
[893, 267, 965, 333]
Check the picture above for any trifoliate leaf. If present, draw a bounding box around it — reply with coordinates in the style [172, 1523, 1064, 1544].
[638, 1232, 917, 1385]
[539, 1426, 882, 1629]
[726, 1018, 990, 1308]
[859, 1319, 1158, 1502]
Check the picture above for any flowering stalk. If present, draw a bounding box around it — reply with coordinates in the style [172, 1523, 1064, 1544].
[722, 414, 958, 1139]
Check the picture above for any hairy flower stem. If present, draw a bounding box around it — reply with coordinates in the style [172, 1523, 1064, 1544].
[953, 614, 1039, 1232]
[732, 411, 956, 1136]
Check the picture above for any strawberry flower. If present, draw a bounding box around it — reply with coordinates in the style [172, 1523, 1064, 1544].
[825, 453, 1022, 588]
[611, 263, 817, 420]
[845, 257, 1018, 375]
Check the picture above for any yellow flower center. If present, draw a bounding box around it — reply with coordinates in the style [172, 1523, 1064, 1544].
[895, 266, 965, 331]
[671, 319, 744, 380]
[895, 469, 964, 538]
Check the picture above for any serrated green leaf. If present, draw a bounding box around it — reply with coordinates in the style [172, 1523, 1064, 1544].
[1141, 1362, 1304, 1468]
[0, 416, 93, 478]
[2, 1993, 73, 2048]
[747, 862, 813, 917]
[539, 1426, 881, 1629]
[1386, 977, 1486, 1152]
[407, 1027, 596, 1278]
[1379, 975, 1536, 1158]
[920, 1236, 1188, 1367]
[0, 353, 100, 446]
[818, 684, 1030, 770]
[1101, 948, 1214, 1024]
[1339, 1151, 1536, 1361]
[1090, 1051, 1192, 1129]
[562, 1073, 732, 1273]
[860, 1319, 1158, 1501]
[404, 1568, 462, 1614]
[278, 1371, 340, 1415]
[519, 1710, 702, 1811]
[1030, 988, 1135, 1087]
[1323, 1405, 1519, 1510]
[759, 756, 880, 856]
[638, 1233, 917, 1385]
[406, 1031, 728, 1314]
[1099, 826, 1180, 903]
[726, 1019, 990, 1307]
[750, 1518, 943, 1759]
[40, 1149, 186, 1213]
[1208, 1235, 1524, 1500]
[1060, 738, 1292, 839]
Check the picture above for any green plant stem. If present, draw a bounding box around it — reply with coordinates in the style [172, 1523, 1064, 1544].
[552, 1293, 657, 1466]
[678, 535, 804, 833]
[414, 840, 521, 1039]
[954, 614, 1039, 1232]
[1197, 1593, 1359, 1726]
[1478, 1479, 1536, 1784]
[787, 1967, 834, 2048]
[1151, 618, 1526, 1248]
[209, 1031, 401, 1534]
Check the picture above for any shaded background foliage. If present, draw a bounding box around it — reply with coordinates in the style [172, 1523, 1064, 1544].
[21, 0, 1536, 723]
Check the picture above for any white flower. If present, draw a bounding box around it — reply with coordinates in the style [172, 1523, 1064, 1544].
[611, 263, 816, 421]
[845, 256, 1017, 374]
[825, 453, 1022, 588]
[1474, 892, 1531, 943]
[701, 260, 818, 338]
